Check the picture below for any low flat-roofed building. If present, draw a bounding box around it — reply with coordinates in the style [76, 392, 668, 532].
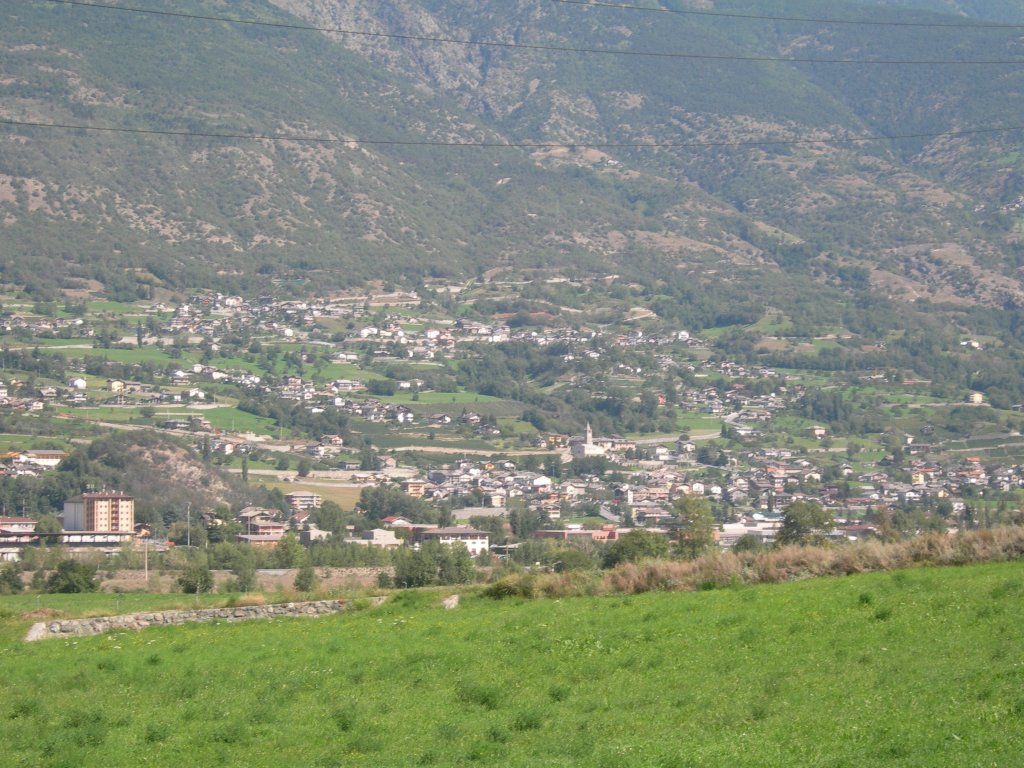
[0, 517, 38, 547]
[285, 491, 322, 511]
[418, 526, 489, 556]
[0, 516, 37, 534]
[21, 449, 69, 469]
[344, 528, 401, 548]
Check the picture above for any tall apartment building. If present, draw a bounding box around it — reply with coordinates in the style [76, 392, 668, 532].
[63, 492, 135, 532]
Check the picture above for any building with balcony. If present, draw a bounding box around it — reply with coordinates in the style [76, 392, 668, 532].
[62, 492, 134, 533]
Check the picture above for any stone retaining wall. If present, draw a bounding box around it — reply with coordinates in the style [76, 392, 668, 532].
[24, 597, 386, 642]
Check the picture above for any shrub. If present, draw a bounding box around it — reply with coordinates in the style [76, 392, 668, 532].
[46, 560, 99, 593]
[482, 574, 538, 599]
[294, 564, 318, 593]
[731, 533, 766, 553]
[601, 529, 670, 568]
[178, 563, 213, 594]
[992, 526, 1024, 557]
[492, 526, 1024, 599]
[0, 562, 23, 594]
[231, 563, 258, 593]
[954, 529, 999, 564]
[539, 570, 602, 598]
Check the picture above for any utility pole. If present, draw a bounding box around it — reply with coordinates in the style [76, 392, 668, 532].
[186, 503, 191, 548]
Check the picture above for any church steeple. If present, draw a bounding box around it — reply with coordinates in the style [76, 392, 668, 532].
[585, 422, 593, 445]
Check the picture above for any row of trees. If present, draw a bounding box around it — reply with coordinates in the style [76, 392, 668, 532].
[0, 559, 101, 594]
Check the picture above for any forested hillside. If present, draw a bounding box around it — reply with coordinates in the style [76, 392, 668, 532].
[1, 0, 1023, 327]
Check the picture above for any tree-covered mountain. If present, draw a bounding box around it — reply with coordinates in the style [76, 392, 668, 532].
[1, 0, 1023, 328]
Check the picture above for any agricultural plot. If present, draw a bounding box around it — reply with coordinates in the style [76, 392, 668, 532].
[317, 363, 388, 382]
[675, 415, 724, 434]
[192, 407, 277, 436]
[50, 345, 191, 366]
[257, 480, 363, 511]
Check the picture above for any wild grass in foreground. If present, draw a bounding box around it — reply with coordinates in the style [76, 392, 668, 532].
[1, 561, 1023, 767]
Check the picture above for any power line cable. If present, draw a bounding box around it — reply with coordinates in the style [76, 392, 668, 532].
[2, 116, 1021, 149]
[34, 0, 1024, 65]
[550, 0, 1024, 29]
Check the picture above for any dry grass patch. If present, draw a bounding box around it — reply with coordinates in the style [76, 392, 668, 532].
[485, 527, 1024, 599]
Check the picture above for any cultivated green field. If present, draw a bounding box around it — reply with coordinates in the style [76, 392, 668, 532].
[2, 561, 1023, 766]
[257, 480, 364, 511]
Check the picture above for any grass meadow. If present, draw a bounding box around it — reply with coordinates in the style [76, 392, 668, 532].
[257, 480, 363, 510]
[1, 560, 1023, 766]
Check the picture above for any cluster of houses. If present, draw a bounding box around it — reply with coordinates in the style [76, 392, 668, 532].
[4, 433, 1021, 563]
[0, 448, 70, 476]
[147, 289, 714, 370]
[227, 498, 491, 557]
[0, 286, 804, 456]
[368, 427, 1024, 550]
[0, 313, 91, 339]
[0, 373, 218, 413]
[2, 285, 1021, 566]
[161, 292, 418, 341]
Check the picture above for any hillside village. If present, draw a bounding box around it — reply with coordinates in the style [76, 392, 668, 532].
[0, 283, 1020, 571]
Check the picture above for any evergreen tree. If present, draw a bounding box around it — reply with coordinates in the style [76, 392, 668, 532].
[293, 563, 318, 592]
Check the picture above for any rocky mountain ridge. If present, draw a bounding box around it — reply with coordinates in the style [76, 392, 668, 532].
[0, 0, 1022, 319]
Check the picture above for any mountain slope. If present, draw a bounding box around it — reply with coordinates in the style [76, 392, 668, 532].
[0, 0, 1022, 317]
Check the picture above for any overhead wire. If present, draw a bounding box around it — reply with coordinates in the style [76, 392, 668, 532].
[549, 0, 1024, 29]
[9, 2, 1022, 151]
[2, 117, 1021, 149]
[33, 0, 1024, 65]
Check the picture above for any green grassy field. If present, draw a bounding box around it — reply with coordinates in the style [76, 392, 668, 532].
[61, 405, 278, 436]
[675, 415, 724, 434]
[195, 406, 277, 435]
[743, 312, 793, 335]
[0, 434, 71, 452]
[0, 337, 93, 348]
[256, 480, 364, 510]
[377, 391, 502, 406]
[49, 345, 192, 366]
[206, 355, 264, 375]
[84, 300, 151, 317]
[2, 561, 1023, 766]
[318, 362, 388, 382]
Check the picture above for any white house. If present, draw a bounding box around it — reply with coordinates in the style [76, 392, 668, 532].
[20, 449, 69, 469]
[420, 526, 489, 556]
